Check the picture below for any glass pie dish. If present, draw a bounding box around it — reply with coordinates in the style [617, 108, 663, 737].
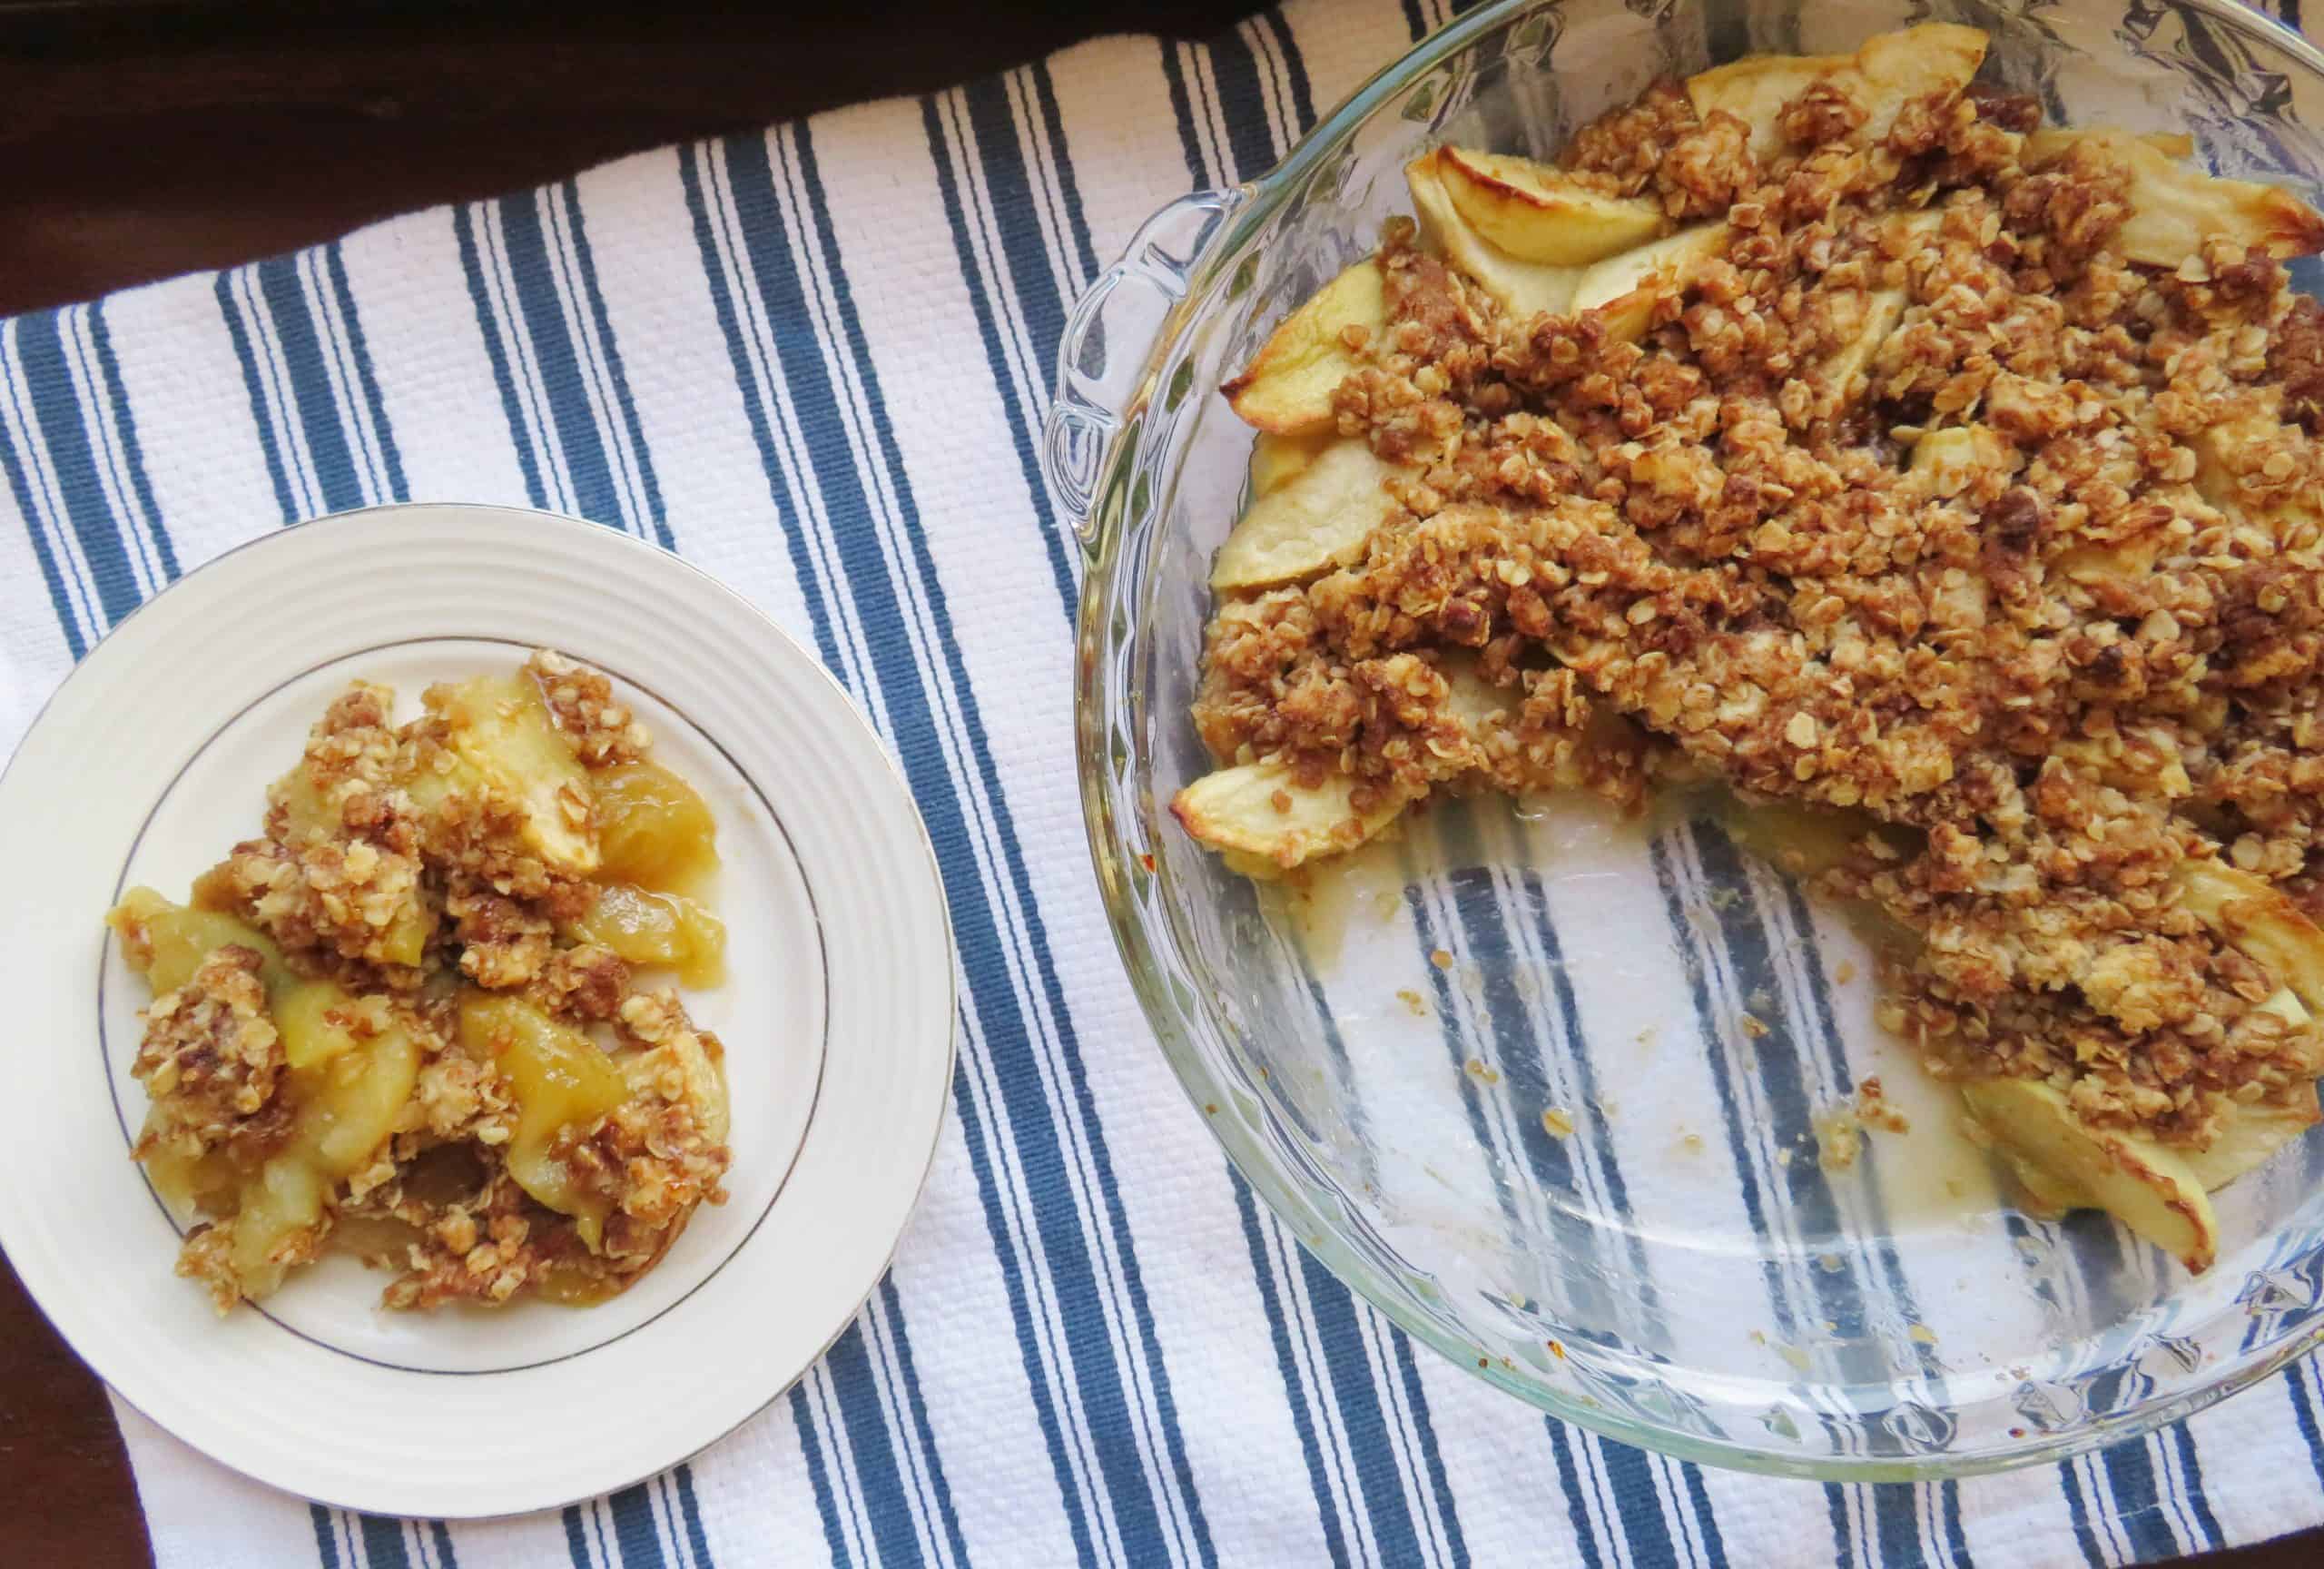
[1047, 0, 2324, 1478]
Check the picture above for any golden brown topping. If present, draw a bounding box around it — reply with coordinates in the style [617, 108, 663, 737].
[112, 654, 733, 1313]
[528, 647, 652, 767]
[1195, 44, 2324, 1176]
[2272, 292, 2324, 432]
[131, 946, 289, 1165]
[1561, 79, 1699, 196]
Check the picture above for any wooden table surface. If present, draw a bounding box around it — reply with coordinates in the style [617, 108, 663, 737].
[0, 3, 2318, 1564]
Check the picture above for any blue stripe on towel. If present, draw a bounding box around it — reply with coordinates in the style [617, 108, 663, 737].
[322, 242, 409, 503]
[608, 1483, 670, 1569]
[358, 1513, 413, 1569]
[492, 192, 649, 536]
[251, 257, 368, 513]
[674, 1465, 717, 1567]
[453, 203, 556, 513]
[557, 181, 675, 548]
[918, 87, 1078, 614]
[871, 1274, 974, 1569]
[790, 1381, 859, 1569]
[689, 119, 1219, 1568]
[12, 311, 151, 625]
[822, 1321, 945, 1568]
[310, 1505, 343, 1569]
[1231, 1173, 1358, 1566]
[75, 301, 177, 586]
[1198, 23, 1286, 181]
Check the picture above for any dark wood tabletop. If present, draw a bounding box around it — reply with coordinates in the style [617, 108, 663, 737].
[0, 4, 2319, 1564]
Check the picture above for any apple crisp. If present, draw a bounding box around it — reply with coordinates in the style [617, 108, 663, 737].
[111, 651, 733, 1312]
[1181, 24, 2324, 1268]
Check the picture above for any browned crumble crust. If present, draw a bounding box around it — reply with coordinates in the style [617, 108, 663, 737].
[1196, 72, 2324, 1149]
[123, 652, 731, 1312]
[530, 647, 652, 767]
[130, 947, 290, 1165]
[364, 990, 728, 1308]
[1560, 79, 1701, 197]
[530, 942, 635, 1022]
[446, 883, 557, 988]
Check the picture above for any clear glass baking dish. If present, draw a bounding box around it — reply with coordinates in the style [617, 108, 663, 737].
[1045, 0, 2324, 1477]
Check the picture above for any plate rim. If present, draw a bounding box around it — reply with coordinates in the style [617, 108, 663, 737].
[0, 500, 960, 1518]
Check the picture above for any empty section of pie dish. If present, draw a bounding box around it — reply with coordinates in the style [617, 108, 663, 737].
[1049, 0, 2324, 1479]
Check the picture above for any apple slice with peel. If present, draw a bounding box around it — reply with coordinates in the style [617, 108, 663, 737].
[1171, 763, 1408, 869]
[1406, 154, 1582, 321]
[2001, 1150, 2089, 1222]
[2024, 129, 2324, 265]
[1250, 430, 1335, 498]
[1223, 258, 1386, 436]
[1686, 23, 1988, 163]
[1434, 147, 1668, 265]
[2172, 859, 2324, 1014]
[2183, 979, 2320, 1192]
[1572, 222, 1731, 343]
[1963, 1076, 2220, 1271]
[2184, 1088, 2323, 1190]
[1212, 439, 1401, 591]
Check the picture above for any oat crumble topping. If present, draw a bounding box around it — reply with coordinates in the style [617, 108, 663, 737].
[1187, 29, 2324, 1220]
[111, 651, 733, 1312]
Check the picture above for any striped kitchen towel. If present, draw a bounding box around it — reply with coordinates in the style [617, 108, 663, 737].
[9, 0, 2324, 1564]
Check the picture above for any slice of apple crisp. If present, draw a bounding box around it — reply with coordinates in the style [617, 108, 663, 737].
[112, 650, 735, 1312]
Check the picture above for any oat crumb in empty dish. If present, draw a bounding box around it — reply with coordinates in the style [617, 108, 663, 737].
[1854, 1076, 1911, 1136]
[1814, 1108, 1866, 1173]
[109, 650, 734, 1313]
[1181, 20, 2324, 1269]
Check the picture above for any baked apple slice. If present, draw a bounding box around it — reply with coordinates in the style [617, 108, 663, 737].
[1223, 257, 1386, 435]
[2024, 128, 2324, 266]
[1406, 153, 1583, 321]
[433, 672, 600, 875]
[1434, 146, 1668, 265]
[1249, 430, 1335, 498]
[1572, 222, 1731, 342]
[1964, 1075, 2220, 1272]
[1211, 439, 1402, 591]
[1171, 762, 1408, 869]
[1686, 23, 1988, 162]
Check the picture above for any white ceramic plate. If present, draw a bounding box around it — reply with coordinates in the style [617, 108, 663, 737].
[0, 504, 955, 1518]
